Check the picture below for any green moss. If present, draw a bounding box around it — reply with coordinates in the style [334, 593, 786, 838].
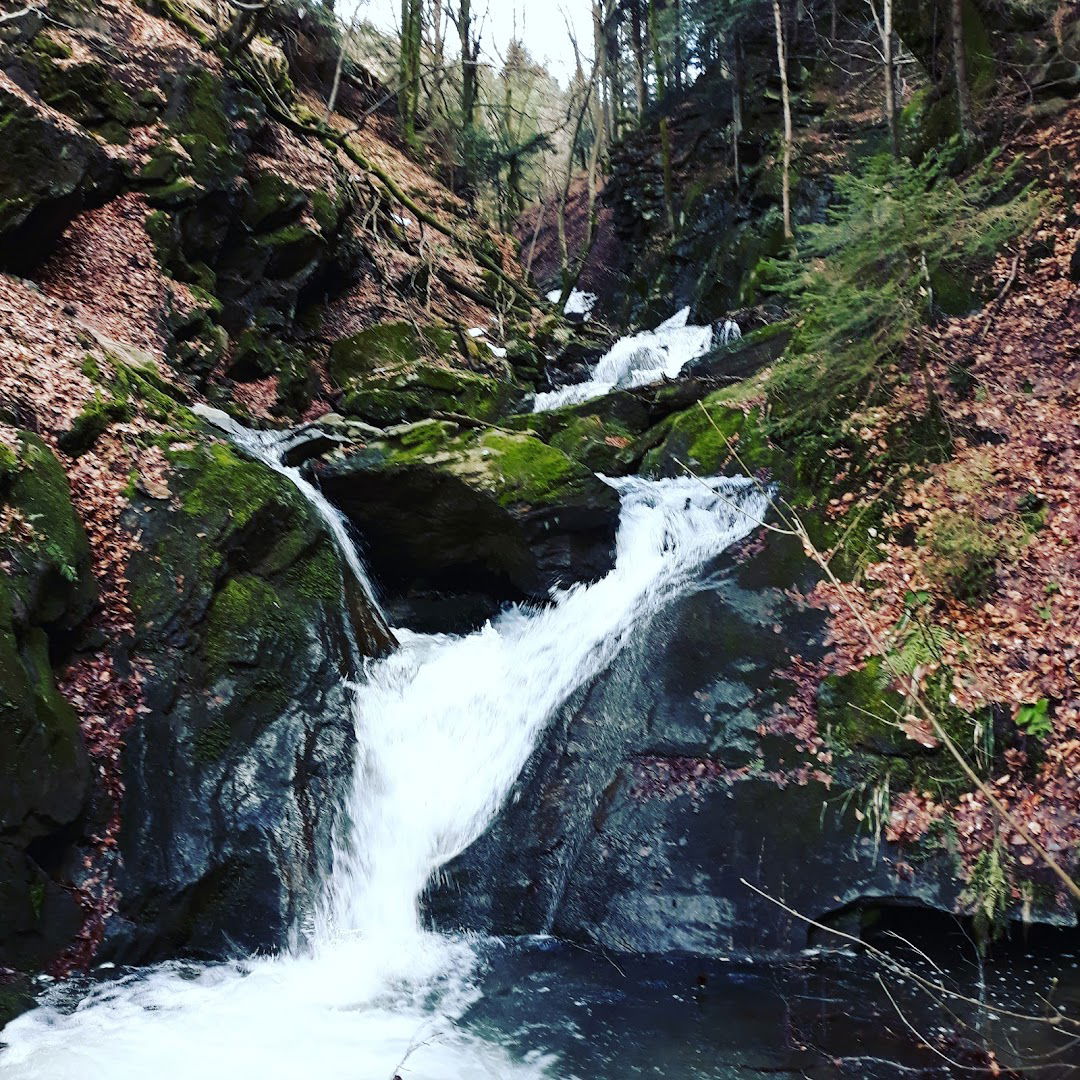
[818, 658, 908, 754]
[30, 32, 72, 60]
[174, 442, 285, 526]
[475, 431, 580, 508]
[920, 509, 1008, 603]
[308, 188, 343, 234]
[242, 171, 306, 231]
[26, 44, 154, 143]
[203, 574, 297, 677]
[80, 353, 105, 383]
[57, 393, 131, 457]
[339, 360, 513, 426]
[329, 321, 460, 386]
[1, 433, 95, 625]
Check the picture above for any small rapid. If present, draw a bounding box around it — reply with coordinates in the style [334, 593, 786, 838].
[534, 307, 738, 412]
[1, 415, 767, 1079]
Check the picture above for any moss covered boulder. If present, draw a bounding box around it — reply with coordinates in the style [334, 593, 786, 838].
[109, 435, 387, 962]
[0, 432, 95, 973]
[331, 322, 523, 427]
[315, 420, 619, 631]
[508, 391, 651, 476]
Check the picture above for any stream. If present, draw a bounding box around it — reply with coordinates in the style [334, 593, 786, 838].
[2, 318, 1079, 1079]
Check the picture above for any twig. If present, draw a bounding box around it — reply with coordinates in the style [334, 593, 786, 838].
[974, 252, 1020, 343]
[739, 878, 1080, 1033]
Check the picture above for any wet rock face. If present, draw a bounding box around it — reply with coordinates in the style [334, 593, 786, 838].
[425, 531, 960, 957]
[105, 440, 362, 963]
[0, 434, 95, 972]
[316, 420, 619, 632]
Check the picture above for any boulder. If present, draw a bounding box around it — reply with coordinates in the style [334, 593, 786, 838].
[0, 433, 95, 972]
[107, 438, 377, 962]
[316, 420, 619, 631]
[424, 530, 976, 957]
[0, 79, 121, 271]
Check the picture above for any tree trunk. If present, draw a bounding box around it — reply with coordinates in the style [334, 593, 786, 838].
[631, 0, 647, 115]
[772, 0, 793, 241]
[398, 0, 423, 148]
[730, 33, 743, 191]
[883, 0, 899, 157]
[648, 0, 677, 233]
[951, 0, 972, 139]
[458, 0, 477, 129]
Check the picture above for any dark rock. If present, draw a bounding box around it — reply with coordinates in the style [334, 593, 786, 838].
[682, 323, 791, 382]
[0, 84, 121, 272]
[424, 529, 973, 957]
[316, 420, 619, 632]
[0, 433, 95, 972]
[104, 438, 376, 962]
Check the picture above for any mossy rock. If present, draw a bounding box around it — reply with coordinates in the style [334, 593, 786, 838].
[640, 383, 775, 482]
[57, 393, 132, 457]
[339, 360, 519, 427]
[241, 171, 308, 232]
[329, 321, 460, 385]
[115, 430, 386, 960]
[0, 435, 93, 972]
[352, 421, 606, 511]
[817, 658, 911, 757]
[0, 432, 96, 627]
[0, 85, 120, 268]
[25, 42, 155, 144]
[507, 391, 652, 476]
[316, 422, 619, 615]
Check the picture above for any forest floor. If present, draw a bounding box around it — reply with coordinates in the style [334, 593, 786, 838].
[779, 99, 1080, 911]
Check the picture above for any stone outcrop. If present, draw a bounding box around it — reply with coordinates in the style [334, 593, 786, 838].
[0, 433, 95, 972]
[106, 438, 362, 961]
[316, 419, 619, 631]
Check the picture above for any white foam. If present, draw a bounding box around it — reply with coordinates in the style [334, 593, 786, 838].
[534, 307, 713, 412]
[0, 455, 766, 1079]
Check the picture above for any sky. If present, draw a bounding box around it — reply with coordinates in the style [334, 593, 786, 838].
[352, 0, 594, 84]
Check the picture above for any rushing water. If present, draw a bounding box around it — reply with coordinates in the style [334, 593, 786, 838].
[534, 307, 738, 412]
[0, 409, 769, 1078]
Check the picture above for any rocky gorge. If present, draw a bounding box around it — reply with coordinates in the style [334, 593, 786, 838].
[2, 0, 1080, 1075]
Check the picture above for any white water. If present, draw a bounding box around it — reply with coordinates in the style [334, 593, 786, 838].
[1, 416, 767, 1079]
[546, 288, 598, 320]
[188, 406, 384, 617]
[534, 307, 723, 412]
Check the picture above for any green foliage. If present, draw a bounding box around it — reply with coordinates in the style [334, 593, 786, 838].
[1015, 698, 1052, 739]
[963, 837, 1011, 951]
[764, 147, 1043, 437]
[920, 509, 1005, 603]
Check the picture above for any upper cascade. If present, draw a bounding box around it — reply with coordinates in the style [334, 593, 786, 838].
[534, 308, 730, 412]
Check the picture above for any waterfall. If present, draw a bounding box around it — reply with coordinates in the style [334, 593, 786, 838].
[1, 418, 767, 1079]
[534, 307, 715, 412]
[188, 406, 384, 619]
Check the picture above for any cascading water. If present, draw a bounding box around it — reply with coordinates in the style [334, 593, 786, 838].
[533, 307, 737, 412]
[0, 397, 767, 1080]
[187, 406, 384, 619]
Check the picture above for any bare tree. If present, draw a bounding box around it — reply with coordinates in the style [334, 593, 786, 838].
[399, 0, 423, 147]
[951, 0, 972, 139]
[867, 0, 900, 157]
[772, 0, 794, 240]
